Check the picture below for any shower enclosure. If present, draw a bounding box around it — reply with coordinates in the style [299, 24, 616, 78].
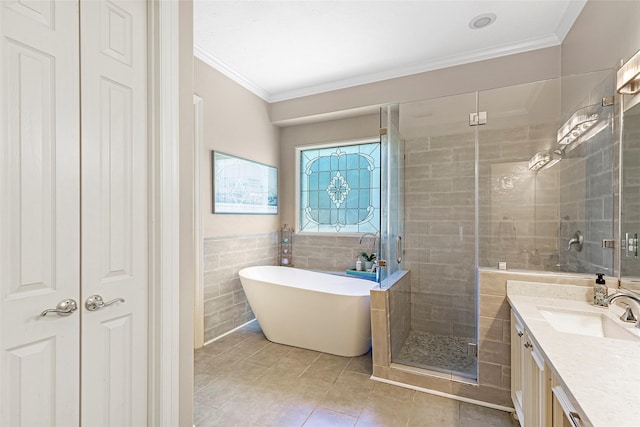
[383, 69, 616, 380]
[379, 105, 405, 284]
[394, 91, 479, 378]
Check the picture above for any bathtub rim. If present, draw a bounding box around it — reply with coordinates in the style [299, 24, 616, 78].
[238, 265, 376, 296]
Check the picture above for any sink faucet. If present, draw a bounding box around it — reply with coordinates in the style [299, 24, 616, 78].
[605, 292, 640, 329]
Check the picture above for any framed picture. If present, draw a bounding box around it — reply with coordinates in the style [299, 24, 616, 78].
[212, 151, 278, 214]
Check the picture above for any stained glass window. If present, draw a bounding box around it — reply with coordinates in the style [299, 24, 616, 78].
[299, 142, 380, 233]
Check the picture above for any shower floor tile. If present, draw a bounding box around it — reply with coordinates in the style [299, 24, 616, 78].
[395, 330, 477, 378]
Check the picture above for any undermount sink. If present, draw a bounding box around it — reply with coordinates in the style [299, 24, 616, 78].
[538, 307, 639, 341]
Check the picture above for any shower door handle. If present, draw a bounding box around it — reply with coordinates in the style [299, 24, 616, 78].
[396, 236, 403, 264]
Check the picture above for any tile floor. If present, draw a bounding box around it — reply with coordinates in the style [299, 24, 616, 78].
[194, 321, 518, 427]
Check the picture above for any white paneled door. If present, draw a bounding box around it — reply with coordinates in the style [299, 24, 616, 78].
[0, 1, 148, 426]
[79, 1, 148, 425]
[0, 1, 81, 425]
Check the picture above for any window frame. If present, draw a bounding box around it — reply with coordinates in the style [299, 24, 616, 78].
[294, 137, 381, 235]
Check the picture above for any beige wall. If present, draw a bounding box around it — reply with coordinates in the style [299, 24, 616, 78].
[561, 0, 640, 76]
[271, 46, 561, 125]
[194, 59, 281, 237]
[270, 1, 640, 127]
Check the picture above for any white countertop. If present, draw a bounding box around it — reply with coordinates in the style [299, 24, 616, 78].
[507, 281, 640, 427]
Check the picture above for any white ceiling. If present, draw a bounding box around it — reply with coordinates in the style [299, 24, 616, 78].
[193, 0, 587, 103]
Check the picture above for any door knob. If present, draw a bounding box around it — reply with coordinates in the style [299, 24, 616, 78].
[85, 295, 125, 311]
[41, 299, 78, 316]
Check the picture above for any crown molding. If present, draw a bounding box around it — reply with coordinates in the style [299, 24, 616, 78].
[269, 34, 563, 102]
[194, 43, 272, 102]
[193, 1, 586, 104]
[196, 28, 575, 104]
[555, 0, 587, 41]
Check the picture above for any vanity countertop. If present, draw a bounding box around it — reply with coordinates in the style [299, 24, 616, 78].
[507, 280, 640, 427]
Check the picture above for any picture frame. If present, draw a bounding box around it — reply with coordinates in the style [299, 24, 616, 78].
[212, 151, 278, 214]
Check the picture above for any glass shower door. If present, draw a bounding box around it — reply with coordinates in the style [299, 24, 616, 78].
[380, 105, 405, 287]
[392, 93, 478, 379]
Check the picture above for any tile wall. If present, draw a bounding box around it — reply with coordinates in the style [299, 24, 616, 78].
[403, 110, 615, 340]
[202, 233, 278, 343]
[478, 123, 561, 272]
[202, 232, 379, 343]
[556, 71, 616, 275]
[557, 129, 614, 274]
[404, 121, 562, 341]
[291, 234, 373, 271]
[621, 102, 640, 278]
[404, 131, 477, 341]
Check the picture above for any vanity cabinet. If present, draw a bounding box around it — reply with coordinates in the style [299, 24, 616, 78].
[510, 311, 525, 421]
[523, 330, 548, 427]
[551, 377, 592, 427]
[511, 308, 593, 427]
[511, 310, 549, 427]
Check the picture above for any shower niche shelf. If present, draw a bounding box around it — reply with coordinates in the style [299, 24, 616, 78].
[279, 225, 294, 267]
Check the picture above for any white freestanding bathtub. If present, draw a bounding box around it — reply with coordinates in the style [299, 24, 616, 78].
[238, 266, 375, 357]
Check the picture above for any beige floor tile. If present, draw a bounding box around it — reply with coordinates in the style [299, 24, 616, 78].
[198, 351, 243, 376]
[230, 332, 270, 354]
[301, 353, 351, 384]
[200, 332, 250, 355]
[194, 377, 252, 409]
[194, 353, 217, 374]
[195, 322, 516, 427]
[286, 346, 323, 365]
[459, 402, 517, 427]
[369, 381, 416, 403]
[317, 371, 374, 417]
[228, 360, 270, 383]
[255, 367, 306, 392]
[345, 351, 373, 375]
[196, 404, 255, 427]
[272, 353, 318, 375]
[259, 404, 315, 427]
[194, 372, 215, 392]
[196, 414, 248, 427]
[246, 342, 293, 367]
[193, 401, 215, 426]
[356, 394, 413, 427]
[408, 392, 460, 426]
[304, 408, 357, 427]
[290, 376, 334, 401]
[335, 370, 375, 390]
[219, 391, 282, 425]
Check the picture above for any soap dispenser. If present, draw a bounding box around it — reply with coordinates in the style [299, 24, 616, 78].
[594, 273, 608, 307]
